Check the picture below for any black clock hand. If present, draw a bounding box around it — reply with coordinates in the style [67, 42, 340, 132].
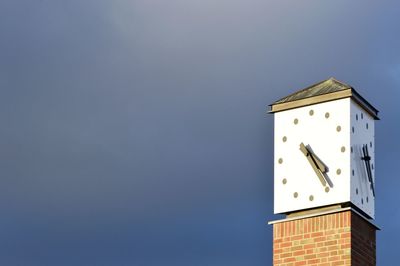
[365, 145, 375, 196]
[300, 143, 327, 187]
[363, 146, 375, 196]
[362, 145, 375, 196]
[366, 160, 375, 196]
[306, 145, 328, 173]
[299, 143, 326, 173]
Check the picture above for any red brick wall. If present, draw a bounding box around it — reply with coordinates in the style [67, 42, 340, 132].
[351, 213, 376, 266]
[272, 210, 376, 266]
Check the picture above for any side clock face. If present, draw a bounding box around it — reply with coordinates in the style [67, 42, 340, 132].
[350, 101, 375, 218]
[274, 98, 351, 214]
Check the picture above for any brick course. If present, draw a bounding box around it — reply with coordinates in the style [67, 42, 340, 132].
[272, 210, 376, 266]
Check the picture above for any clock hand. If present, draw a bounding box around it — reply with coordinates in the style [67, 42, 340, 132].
[367, 161, 375, 197]
[300, 144, 323, 172]
[300, 143, 327, 187]
[362, 145, 375, 196]
[365, 146, 375, 191]
[365, 146, 375, 196]
[305, 145, 328, 173]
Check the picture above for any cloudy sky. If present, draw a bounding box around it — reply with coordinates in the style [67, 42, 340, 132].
[0, 1, 399, 265]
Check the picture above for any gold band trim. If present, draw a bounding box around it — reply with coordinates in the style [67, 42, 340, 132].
[270, 89, 379, 119]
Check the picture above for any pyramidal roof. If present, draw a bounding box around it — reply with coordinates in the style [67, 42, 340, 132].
[270, 78, 379, 119]
[273, 78, 350, 104]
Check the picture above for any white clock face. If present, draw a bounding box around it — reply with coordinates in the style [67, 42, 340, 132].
[350, 101, 375, 218]
[274, 98, 375, 218]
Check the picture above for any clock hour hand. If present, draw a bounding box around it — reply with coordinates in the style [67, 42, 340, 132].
[362, 145, 375, 196]
[300, 143, 327, 187]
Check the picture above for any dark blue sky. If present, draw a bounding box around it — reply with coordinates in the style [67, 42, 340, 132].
[0, 1, 399, 265]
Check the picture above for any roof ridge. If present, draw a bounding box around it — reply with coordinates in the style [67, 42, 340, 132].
[329, 77, 352, 89]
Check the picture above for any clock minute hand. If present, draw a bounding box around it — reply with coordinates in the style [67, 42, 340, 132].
[362, 145, 375, 196]
[366, 147, 375, 197]
[306, 145, 328, 173]
[300, 143, 327, 187]
[366, 160, 375, 197]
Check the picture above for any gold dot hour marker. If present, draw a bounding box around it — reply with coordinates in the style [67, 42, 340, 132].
[325, 187, 330, 193]
[336, 169, 341, 175]
[336, 125, 341, 132]
[309, 195, 314, 201]
[309, 110, 314, 116]
[325, 112, 330, 118]
[293, 192, 298, 198]
[341, 146, 346, 152]
[282, 178, 287, 184]
[294, 118, 299, 125]
[282, 136, 287, 142]
[278, 158, 283, 164]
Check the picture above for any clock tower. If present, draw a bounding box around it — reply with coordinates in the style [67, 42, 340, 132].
[268, 78, 379, 266]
